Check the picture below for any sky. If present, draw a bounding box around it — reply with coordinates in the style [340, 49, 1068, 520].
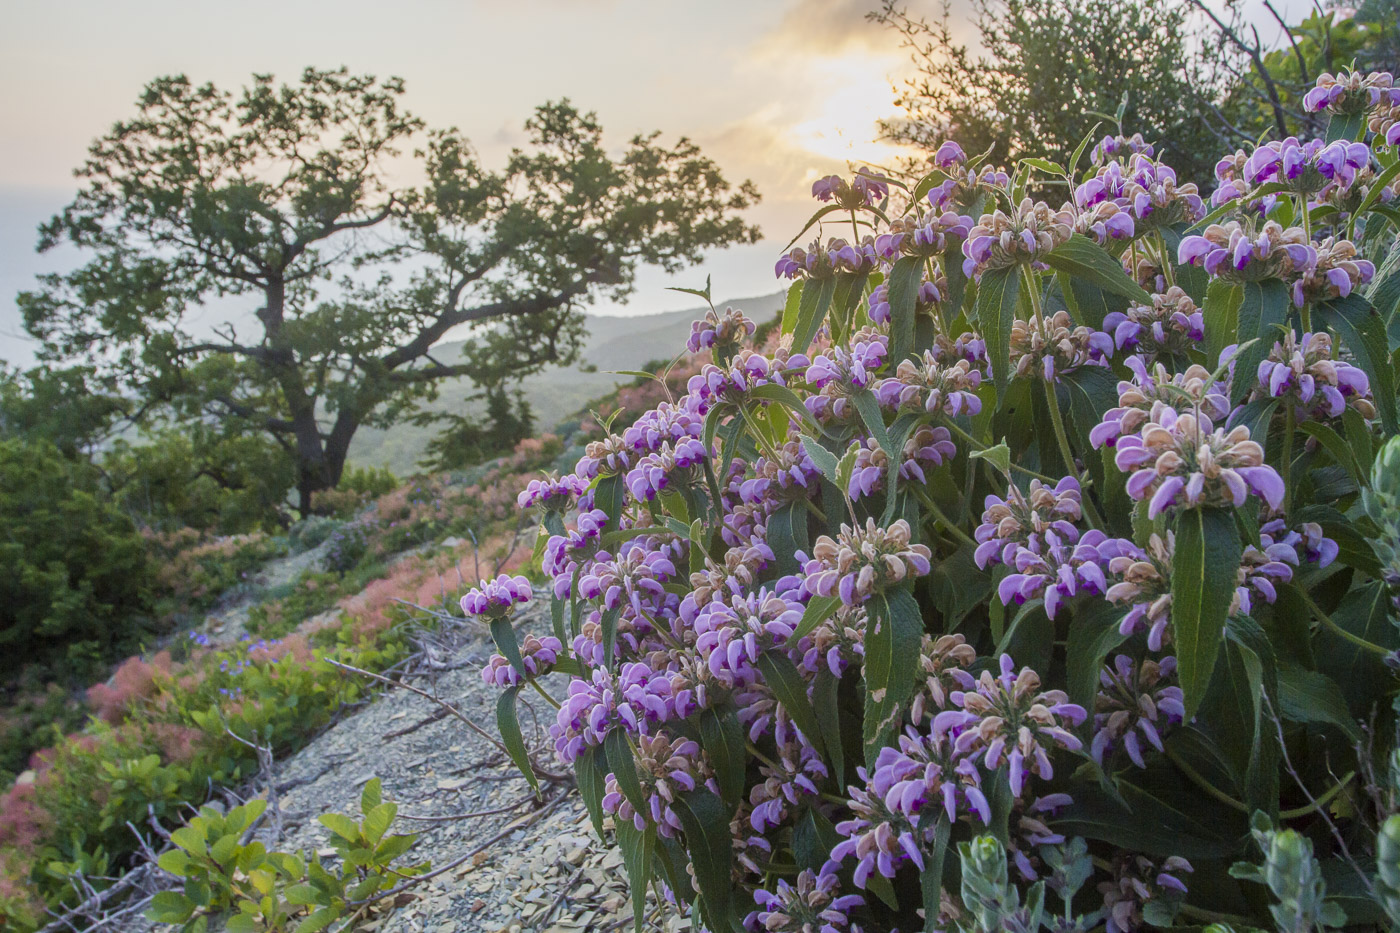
[0, 0, 1307, 366]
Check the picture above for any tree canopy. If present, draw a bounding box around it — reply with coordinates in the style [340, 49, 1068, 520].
[20, 67, 760, 512]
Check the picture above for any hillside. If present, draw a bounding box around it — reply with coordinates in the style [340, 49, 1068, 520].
[347, 290, 788, 475]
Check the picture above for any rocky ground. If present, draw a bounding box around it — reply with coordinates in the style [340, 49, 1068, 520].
[141, 599, 689, 933]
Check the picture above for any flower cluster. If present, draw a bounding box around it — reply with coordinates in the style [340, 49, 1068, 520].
[481, 634, 563, 687]
[812, 170, 890, 208]
[1102, 287, 1204, 361]
[803, 518, 933, 605]
[962, 199, 1074, 278]
[1009, 310, 1113, 381]
[1178, 220, 1315, 282]
[460, 573, 533, 620]
[1111, 406, 1283, 517]
[1237, 330, 1376, 422]
[874, 349, 983, 416]
[1091, 655, 1184, 768]
[689, 306, 757, 357]
[471, 120, 1395, 933]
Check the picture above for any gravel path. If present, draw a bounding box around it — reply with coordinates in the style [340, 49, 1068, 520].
[226, 603, 685, 933]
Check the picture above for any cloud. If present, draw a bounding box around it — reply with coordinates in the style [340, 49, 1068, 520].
[763, 0, 890, 55]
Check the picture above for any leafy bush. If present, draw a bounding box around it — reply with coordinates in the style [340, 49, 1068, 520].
[146, 530, 288, 622]
[0, 439, 151, 682]
[478, 87, 1400, 933]
[147, 779, 425, 933]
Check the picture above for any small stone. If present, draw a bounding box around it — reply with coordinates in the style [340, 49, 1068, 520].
[437, 777, 470, 791]
[564, 846, 585, 865]
[472, 899, 487, 913]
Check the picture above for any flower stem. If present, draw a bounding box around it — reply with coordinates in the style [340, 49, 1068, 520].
[527, 676, 562, 710]
[1282, 402, 1295, 516]
[1154, 231, 1176, 288]
[911, 486, 977, 548]
[1164, 747, 1249, 813]
[1298, 585, 1391, 657]
[1041, 378, 1103, 530]
[941, 418, 1061, 484]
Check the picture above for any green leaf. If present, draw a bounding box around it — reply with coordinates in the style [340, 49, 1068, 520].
[755, 651, 828, 762]
[919, 817, 952, 933]
[1171, 507, 1243, 718]
[362, 803, 395, 845]
[209, 833, 239, 866]
[783, 204, 846, 251]
[1231, 279, 1291, 408]
[606, 728, 647, 816]
[780, 281, 803, 334]
[574, 744, 609, 840]
[974, 265, 1021, 396]
[672, 790, 735, 931]
[812, 669, 846, 790]
[600, 605, 621, 674]
[1204, 278, 1243, 366]
[1043, 234, 1152, 303]
[1315, 580, 1400, 718]
[318, 812, 361, 843]
[852, 388, 894, 456]
[863, 587, 924, 768]
[793, 276, 838, 354]
[616, 822, 656, 932]
[1314, 293, 1398, 435]
[1220, 615, 1279, 817]
[293, 907, 337, 933]
[792, 594, 841, 641]
[1277, 663, 1361, 741]
[170, 825, 208, 857]
[968, 442, 1011, 475]
[1326, 109, 1367, 142]
[699, 708, 746, 813]
[794, 808, 840, 872]
[360, 777, 382, 814]
[748, 383, 822, 432]
[1297, 420, 1367, 488]
[887, 256, 925, 364]
[830, 270, 871, 339]
[284, 883, 319, 906]
[799, 434, 841, 486]
[157, 849, 192, 877]
[765, 501, 807, 578]
[1064, 604, 1130, 731]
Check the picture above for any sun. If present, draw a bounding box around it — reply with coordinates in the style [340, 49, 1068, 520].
[788, 55, 916, 169]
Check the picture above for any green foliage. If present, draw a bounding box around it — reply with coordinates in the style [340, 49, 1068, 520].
[871, 0, 1226, 179]
[106, 429, 295, 534]
[148, 780, 425, 933]
[0, 364, 127, 458]
[0, 438, 151, 681]
[20, 68, 759, 511]
[1229, 812, 1347, 932]
[417, 383, 536, 472]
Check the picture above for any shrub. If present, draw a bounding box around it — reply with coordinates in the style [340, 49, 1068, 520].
[478, 93, 1400, 933]
[0, 439, 151, 682]
[146, 780, 425, 933]
[146, 530, 288, 622]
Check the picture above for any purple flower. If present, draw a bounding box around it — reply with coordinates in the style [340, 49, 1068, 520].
[1091, 655, 1184, 768]
[936, 655, 1086, 797]
[481, 634, 564, 688]
[746, 868, 864, 933]
[803, 518, 932, 606]
[460, 573, 533, 619]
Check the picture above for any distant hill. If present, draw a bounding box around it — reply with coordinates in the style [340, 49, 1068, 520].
[347, 290, 788, 475]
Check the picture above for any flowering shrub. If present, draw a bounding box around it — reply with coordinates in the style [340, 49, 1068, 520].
[479, 86, 1400, 932]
